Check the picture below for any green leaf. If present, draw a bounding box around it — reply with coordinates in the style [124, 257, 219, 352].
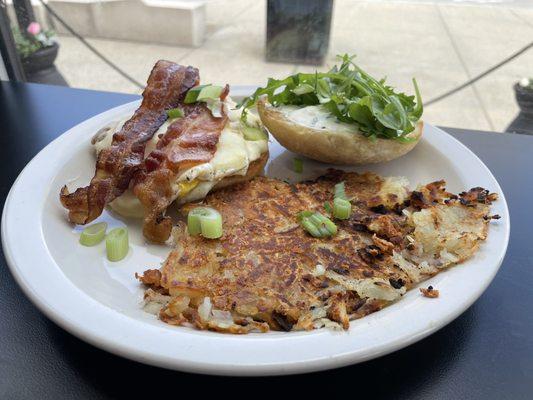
[292, 83, 315, 95]
[238, 54, 423, 141]
[411, 78, 424, 120]
[347, 102, 373, 128]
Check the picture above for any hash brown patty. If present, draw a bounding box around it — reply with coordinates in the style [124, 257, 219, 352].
[138, 170, 498, 333]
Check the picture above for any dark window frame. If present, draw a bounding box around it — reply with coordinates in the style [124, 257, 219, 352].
[0, 0, 26, 81]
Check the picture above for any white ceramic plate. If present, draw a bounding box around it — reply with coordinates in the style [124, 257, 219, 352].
[2, 87, 509, 376]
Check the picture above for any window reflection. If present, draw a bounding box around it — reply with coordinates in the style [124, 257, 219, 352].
[2, 0, 532, 134]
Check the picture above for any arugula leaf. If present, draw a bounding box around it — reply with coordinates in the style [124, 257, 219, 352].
[238, 54, 423, 141]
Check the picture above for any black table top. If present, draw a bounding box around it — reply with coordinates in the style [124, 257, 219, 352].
[1, 80, 532, 399]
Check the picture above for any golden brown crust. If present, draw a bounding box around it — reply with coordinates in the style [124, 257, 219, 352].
[258, 99, 423, 165]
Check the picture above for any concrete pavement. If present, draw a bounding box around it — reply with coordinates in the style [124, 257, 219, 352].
[53, 0, 533, 132]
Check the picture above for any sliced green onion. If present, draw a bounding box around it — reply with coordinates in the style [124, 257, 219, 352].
[333, 197, 352, 220]
[200, 211, 223, 239]
[298, 210, 314, 220]
[313, 225, 326, 237]
[79, 222, 107, 246]
[315, 212, 338, 235]
[167, 107, 184, 119]
[324, 201, 332, 214]
[188, 207, 223, 239]
[301, 219, 322, 238]
[184, 84, 209, 103]
[293, 158, 303, 173]
[187, 210, 203, 236]
[334, 182, 347, 200]
[297, 211, 337, 238]
[184, 84, 225, 104]
[241, 123, 268, 141]
[308, 213, 323, 227]
[197, 85, 224, 101]
[106, 227, 129, 262]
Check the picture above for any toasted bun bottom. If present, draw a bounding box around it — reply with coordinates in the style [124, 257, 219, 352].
[258, 100, 423, 165]
[109, 152, 269, 219]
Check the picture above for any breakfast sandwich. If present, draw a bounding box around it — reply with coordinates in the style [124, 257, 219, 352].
[137, 170, 499, 333]
[60, 60, 269, 243]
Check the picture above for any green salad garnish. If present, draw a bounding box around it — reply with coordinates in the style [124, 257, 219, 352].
[239, 54, 423, 141]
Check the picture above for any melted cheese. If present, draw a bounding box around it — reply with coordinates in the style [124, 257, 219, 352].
[93, 119, 170, 158]
[96, 98, 267, 218]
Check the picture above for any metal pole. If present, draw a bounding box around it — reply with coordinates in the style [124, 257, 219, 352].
[0, 0, 25, 81]
[13, 0, 35, 31]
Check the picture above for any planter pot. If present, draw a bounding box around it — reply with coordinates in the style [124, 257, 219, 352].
[514, 83, 533, 115]
[21, 42, 68, 86]
[266, 0, 333, 65]
[21, 42, 59, 73]
[506, 83, 533, 135]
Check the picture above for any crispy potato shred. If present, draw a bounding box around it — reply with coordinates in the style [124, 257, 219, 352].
[420, 286, 440, 298]
[137, 169, 498, 333]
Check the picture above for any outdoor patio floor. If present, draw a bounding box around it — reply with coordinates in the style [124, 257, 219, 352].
[53, 0, 533, 132]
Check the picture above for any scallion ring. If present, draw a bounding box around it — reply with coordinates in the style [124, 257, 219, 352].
[184, 84, 225, 104]
[188, 207, 223, 239]
[187, 209, 203, 236]
[197, 85, 224, 101]
[301, 219, 321, 238]
[106, 227, 129, 262]
[184, 84, 209, 103]
[167, 107, 184, 119]
[79, 222, 107, 246]
[333, 197, 352, 220]
[334, 181, 347, 200]
[297, 211, 337, 238]
[315, 212, 338, 235]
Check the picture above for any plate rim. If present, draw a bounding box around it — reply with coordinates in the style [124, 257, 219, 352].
[1, 92, 510, 376]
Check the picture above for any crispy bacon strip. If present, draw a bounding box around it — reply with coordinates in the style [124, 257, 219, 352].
[134, 100, 228, 243]
[60, 61, 199, 224]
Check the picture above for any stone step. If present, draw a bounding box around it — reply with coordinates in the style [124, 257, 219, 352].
[7, 0, 206, 47]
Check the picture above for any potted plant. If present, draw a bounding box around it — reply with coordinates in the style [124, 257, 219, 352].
[507, 78, 533, 135]
[12, 22, 66, 84]
[515, 78, 533, 114]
